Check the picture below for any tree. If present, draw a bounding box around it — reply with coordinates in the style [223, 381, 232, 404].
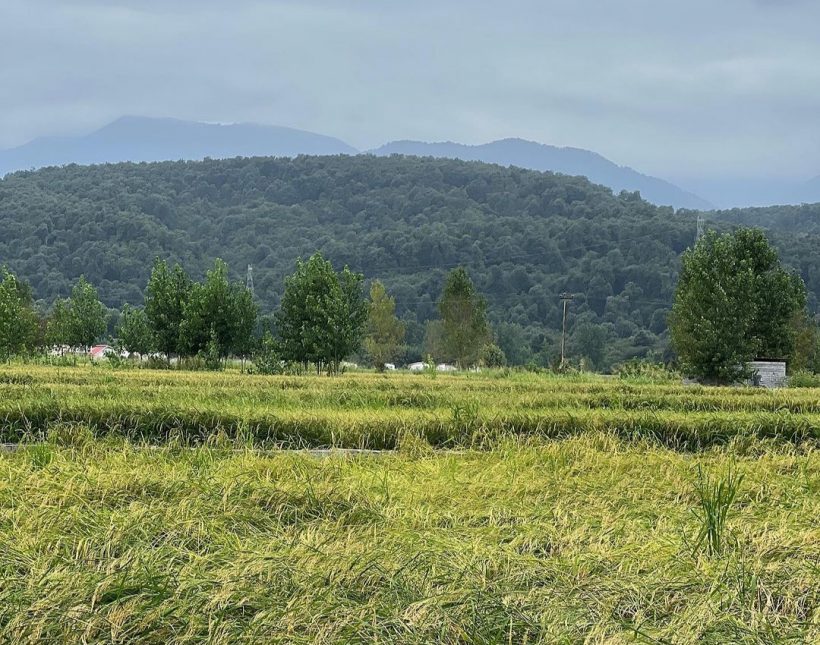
[145, 259, 191, 361]
[0, 268, 39, 359]
[46, 299, 73, 350]
[276, 253, 366, 374]
[481, 343, 507, 368]
[569, 322, 608, 370]
[438, 267, 489, 368]
[232, 285, 258, 366]
[252, 331, 284, 375]
[116, 305, 154, 356]
[669, 229, 807, 383]
[328, 266, 367, 373]
[791, 312, 820, 373]
[180, 259, 258, 361]
[364, 281, 405, 371]
[65, 276, 108, 348]
[46, 277, 107, 350]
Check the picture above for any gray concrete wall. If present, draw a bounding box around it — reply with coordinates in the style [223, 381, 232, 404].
[747, 361, 787, 388]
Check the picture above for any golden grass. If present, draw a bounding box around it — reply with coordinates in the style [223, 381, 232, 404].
[0, 434, 818, 642]
[1, 365, 820, 448]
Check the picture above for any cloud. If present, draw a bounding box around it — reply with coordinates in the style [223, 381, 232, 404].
[2, 0, 820, 181]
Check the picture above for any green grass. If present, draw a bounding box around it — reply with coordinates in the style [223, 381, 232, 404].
[0, 434, 818, 642]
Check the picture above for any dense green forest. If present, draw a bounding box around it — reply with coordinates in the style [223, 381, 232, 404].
[1, 155, 818, 367]
[706, 203, 820, 234]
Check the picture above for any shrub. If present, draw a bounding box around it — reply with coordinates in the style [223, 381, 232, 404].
[252, 332, 285, 375]
[481, 343, 507, 368]
[144, 355, 171, 370]
[199, 329, 223, 371]
[615, 359, 678, 382]
[788, 370, 820, 388]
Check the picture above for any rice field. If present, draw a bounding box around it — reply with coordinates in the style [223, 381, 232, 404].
[1, 365, 819, 642]
[3, 365, 820, 449]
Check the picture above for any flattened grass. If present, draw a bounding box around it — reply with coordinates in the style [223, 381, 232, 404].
[2, 366, 820, 448]
[0, 435, 819, 642]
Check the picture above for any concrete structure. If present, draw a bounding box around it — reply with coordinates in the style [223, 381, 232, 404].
[746, 361, 787, 388]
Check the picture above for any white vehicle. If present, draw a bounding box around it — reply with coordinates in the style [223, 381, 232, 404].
[436, 363, 457, 372]
[384, 363, 396, 371]
[407, 361, 426, 371]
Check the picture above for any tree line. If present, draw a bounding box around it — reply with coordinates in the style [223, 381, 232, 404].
[3, 155, 820, 370]
[0, 255, 498, 372]
[10, 153, 820, 370]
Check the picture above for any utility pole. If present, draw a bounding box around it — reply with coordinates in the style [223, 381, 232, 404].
[696, 215, 705, 242]
[246, 265, 255, 299]
[559, 292, 574, 366]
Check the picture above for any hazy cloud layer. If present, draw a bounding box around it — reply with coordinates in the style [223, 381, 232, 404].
[2, 0, 819, 182]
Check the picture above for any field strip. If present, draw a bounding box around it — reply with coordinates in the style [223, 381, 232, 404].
[0, 443, 409, 457]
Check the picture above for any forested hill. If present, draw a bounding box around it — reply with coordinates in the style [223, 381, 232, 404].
[1, 155, 817, 367]
[371, 139, 712, 210]
[706, 202, 820, 235]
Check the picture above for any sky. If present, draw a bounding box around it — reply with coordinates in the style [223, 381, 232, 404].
[1, 0, 819, 187]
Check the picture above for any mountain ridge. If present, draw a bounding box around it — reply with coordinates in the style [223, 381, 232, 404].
[370, 138, 713, 210]
[0, 116, 357, 176]
[0, 116, 710, 209]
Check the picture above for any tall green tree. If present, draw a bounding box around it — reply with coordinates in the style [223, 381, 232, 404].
[232, 286, 258, 364]
[0, 268, 39, 359]
[669, 229, 806, 383]
[791, 312, 820, 373]
[46, 299, 73, 349]
[276, 253, 366, 374]
[46, 276, 107, 349]
[364, 280, 405, 371]
[116, 305, 154, 356]
[180, 259, 258, 360]
[67, 276, 108, 348]
[438, 267, 489, 368]
[145, 259, 191, 361]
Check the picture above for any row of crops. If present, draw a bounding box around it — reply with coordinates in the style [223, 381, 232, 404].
[3, 366, 820, 448]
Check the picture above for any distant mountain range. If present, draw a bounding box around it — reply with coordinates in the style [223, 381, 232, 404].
[3, 115, 817, 209]
[676, 176, 820, 210]
[370, 139, 712, 210]
[0, 116, 356, 176]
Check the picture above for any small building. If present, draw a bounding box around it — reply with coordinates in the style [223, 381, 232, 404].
[88, 345, 129, 361]
[747, 360, 787, 388]
[89, 344, 113, 360]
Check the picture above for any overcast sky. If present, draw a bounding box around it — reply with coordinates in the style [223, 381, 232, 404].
[1, 0, 819, 183]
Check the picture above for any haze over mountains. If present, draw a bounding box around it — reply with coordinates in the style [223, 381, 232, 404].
[2, 116, 819, 209]
[0, 116, 708, 208]
[370, 139, 712, 210]
[0, 116, 357, 176]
